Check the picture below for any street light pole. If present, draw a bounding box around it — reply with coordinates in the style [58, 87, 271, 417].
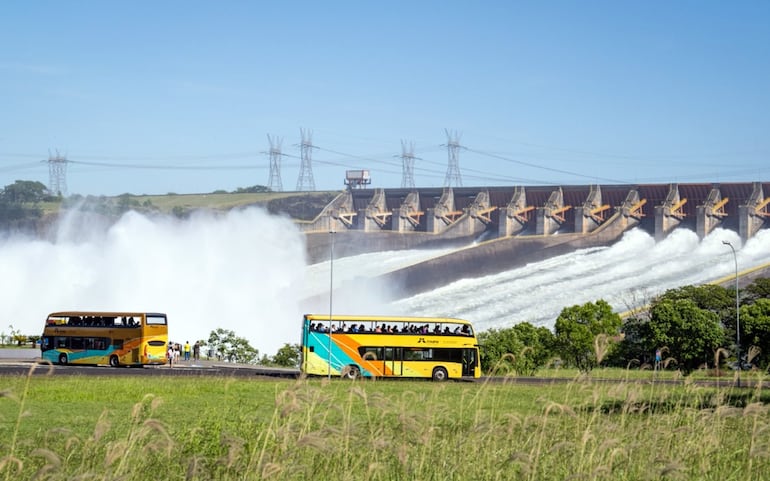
[722, 240, 740, 388]
[328, 230, 335, 380]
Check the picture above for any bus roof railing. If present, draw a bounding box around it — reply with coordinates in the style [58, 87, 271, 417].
[303, 314, 473, 325]
[47, 311, 166, 317]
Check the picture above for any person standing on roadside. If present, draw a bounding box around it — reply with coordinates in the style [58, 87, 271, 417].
[193, 341, 200, 362]
[183, 341, 191, 361]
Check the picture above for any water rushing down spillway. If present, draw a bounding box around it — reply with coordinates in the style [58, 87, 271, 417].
[1, 206, 769, 355]
[323, 227, 770, 332]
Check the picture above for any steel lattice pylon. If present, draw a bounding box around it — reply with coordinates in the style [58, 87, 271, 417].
[47, 152, 68, 196]
[266, 134, 284, 192]
[443, 129, 463, 187]
[400, 139, 418, 188]
[296, 128, 316, 191]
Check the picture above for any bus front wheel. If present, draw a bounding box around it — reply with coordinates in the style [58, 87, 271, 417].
[432, 367, 448, 382]
[58, 354, 68, 365]
[109, 355, 120, 368]
[342, 365, 360, 380]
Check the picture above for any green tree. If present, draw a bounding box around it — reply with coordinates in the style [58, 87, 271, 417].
[610, 316, 655, 368]
[553, 300, 622, 372]
[0, 180, 48, 223]
[657, 285, 734, 314]
[270, 343, 301, 367]
[478, 327, 524, 375]
[647, 298, 725, 374]
[207, 328, 259, 364]
[740, 298, 770, 369]
[233, 185, 270, 193]
[478, 322, 554, 375]
[745, 277, 770, 302]
[1, 180, 50, 203]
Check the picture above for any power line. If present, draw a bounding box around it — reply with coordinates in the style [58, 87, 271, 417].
[67, 160, 270, 170]
[466, 147, 626, 184]
[0, 161, 41, 173]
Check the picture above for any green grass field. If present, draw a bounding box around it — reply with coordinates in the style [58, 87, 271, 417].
[2, 366, 770, 480]
[37, 190, 340, 218]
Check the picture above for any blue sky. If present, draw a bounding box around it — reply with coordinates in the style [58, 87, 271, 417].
[1, 1, 768, 196]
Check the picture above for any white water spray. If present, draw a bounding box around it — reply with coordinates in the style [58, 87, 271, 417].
[390, 227, 770, 331]
[0, 208, 308, 356]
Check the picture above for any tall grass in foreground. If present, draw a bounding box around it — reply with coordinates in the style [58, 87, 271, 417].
[1, 366, 770, 480]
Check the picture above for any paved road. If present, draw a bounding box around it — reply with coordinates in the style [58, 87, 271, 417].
[2, 349, 766, 388]
[0, 348, 299, 378]
[0, 347, 39, 359]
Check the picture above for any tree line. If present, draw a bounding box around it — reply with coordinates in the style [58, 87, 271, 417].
[479, 277, 770, 375]
[0, 180, 55, 225]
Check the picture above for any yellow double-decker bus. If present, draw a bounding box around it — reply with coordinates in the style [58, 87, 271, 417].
[300, 314, 480, 381]
[41, 311, 168, 367]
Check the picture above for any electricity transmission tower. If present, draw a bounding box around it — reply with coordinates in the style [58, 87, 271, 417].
[266, 134, 284, 192]
[295, 128, 316, 191]
[442, 129, 463, 187]
[47, 150, 68, 196]
[399, 140, 420, 188]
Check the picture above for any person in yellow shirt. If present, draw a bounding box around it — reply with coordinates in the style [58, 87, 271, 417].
[183, 341, 191, 361]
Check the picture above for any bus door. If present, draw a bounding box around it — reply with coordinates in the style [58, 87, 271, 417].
[462, 348, 477, 377]
[384, 347, 403, 376]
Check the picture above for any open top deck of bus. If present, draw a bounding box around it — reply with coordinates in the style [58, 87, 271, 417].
[46, 311, 167, 328]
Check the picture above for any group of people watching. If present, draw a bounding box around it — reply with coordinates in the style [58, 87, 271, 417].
[167, 341, 201, 365]
[309, 322, 473, 336]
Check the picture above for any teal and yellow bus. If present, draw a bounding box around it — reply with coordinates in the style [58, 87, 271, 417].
[41, 311, 168, 367]
[300, 314, 480, 381]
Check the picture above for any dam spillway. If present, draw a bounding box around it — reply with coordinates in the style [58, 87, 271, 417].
[299, 181, 770, 298]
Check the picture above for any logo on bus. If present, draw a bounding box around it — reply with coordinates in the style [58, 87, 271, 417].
[417, 337, 438, 344]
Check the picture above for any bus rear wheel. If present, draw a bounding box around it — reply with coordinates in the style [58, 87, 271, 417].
[58, 354, 68, 365]
[342, 365, 360, 380]
[109, 355, 120, 368]
[432, 367, 448, 382]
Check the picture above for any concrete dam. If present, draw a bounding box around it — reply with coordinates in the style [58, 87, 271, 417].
[300, 182, 770, 298]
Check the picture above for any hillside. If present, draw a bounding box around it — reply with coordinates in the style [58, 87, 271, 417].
[2, 190, 340, 237]
[128, 191, 339, 220]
